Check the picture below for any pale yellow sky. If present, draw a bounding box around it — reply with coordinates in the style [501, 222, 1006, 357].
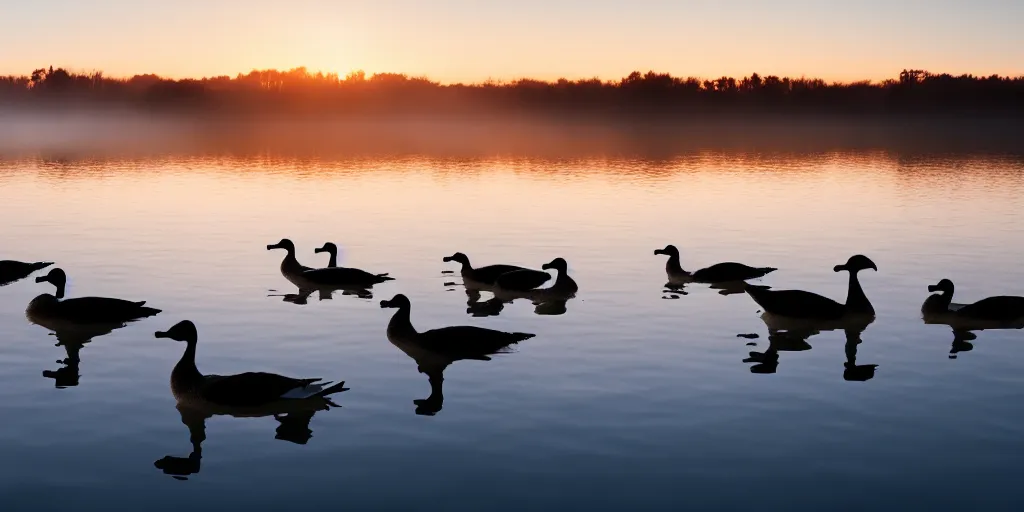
[2, 0, 1022, 83]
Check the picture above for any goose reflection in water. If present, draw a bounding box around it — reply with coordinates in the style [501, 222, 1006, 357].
[26, 268, 161, 388]
[153, 320, 347, 480]
[921, 279, 1024, 358]
[744, 312, 878, 381]
[381, 294, 533, 415]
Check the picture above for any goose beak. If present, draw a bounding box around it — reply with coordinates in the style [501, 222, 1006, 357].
[542, 263, 553, 270]
[833, 264, 847, 272]
[869, 263, 878, 271]
[442, 256, 453, 262]
[266, 243, 280, 250]
[35, 276, 47, 283]
[927, 284, 940, 292]
[154, 331, 170, 339]
[314, 247, 325, 253]
[380, 299, 393, 308]
[654, 249, 666, 255]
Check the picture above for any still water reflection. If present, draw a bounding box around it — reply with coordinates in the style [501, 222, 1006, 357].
[2, 149, 1024, 510]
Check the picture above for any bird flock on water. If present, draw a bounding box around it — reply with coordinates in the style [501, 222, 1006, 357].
[4, 242, 1023, 477]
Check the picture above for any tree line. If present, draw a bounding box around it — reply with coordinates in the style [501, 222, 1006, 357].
[3, 66, 1023, 117]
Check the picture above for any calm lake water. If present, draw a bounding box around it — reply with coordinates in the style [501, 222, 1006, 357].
[2, 146, 1024, 510]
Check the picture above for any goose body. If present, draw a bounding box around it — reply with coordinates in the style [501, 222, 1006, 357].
[654, 245, 775, 284]
[922, 279, 1024, 327]
[268, 239, 392, 288]
[380, 294, 532, 416]
[744, 255, 876, 321]
[0, 259, 54, 287]
[156, 320, 348, 411]
[27, 268, 160, 325]
[443, 252, 529, 286]
[381, 294, 533, 360]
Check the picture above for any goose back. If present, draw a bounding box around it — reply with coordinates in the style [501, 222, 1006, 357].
[693, 262, 776, 283]
[30, 295, 160, 324]
[418, 326, 533, 356]
[746, 286, 846, 320]
[469, 264, 528, 285]
[302, 266, 392, 287]
[495, 268, 551, 291]
[957, 296, 1024, 322]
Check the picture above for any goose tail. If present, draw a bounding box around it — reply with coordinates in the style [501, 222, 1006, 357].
[508, 332, 535, 344]
[376, 273, 395, 281]
[31, 262, 55, 272]
[136, 306, 162, 317]
[757, 267, 778, 275]
[316, 380, 349, 397]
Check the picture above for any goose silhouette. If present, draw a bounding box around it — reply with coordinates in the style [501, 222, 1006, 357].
[268, 238, 392, 289]
[654, 245, 775, 285]
[0, 259, 54, 287]
[744, 255, 876, 320]
[27, 268, 160, 325]
[921, 279, 1024, 327]
[380, 293, 533, 415]
[155, 320, 348, 410]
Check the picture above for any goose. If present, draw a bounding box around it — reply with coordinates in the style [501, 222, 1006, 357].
[654, 245, 775, 284]
[0, 259, 54, 287]
[268, 239, 392, 288]
[744, 255, 876, 320]
[380, 294, 533, 358]
[314, 242, 340, 268]
[443, 252, 530, 287]
[27, 268, 161, 325]
[380, 293, 532, 416]
[155, 320, 348, 409]
[922, 279, 1024, 323]
[495, 257, 578, 298]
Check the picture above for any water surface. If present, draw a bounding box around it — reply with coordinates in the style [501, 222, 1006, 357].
[2, 149, 1024, 510]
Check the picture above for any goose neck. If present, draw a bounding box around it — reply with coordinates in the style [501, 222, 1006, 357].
[327, 251, 338, 268]
[173, 341, 203, 384]
[666, 253, 685, 274]
[280, 249, 304, 274]
[387, 305, 417, 339]
[845, 271, 874, 315]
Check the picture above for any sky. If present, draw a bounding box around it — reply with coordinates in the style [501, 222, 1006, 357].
[1, 0, 1022, 83]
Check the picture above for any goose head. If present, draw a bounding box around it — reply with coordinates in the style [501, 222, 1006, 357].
[267, 239, 296, 253]
[834, 255, 877, 273]
[314, 242, 337, 256]
[542, 257, 569, 273]
[155, 320, 198, 343]
[380, 294, 412, 309]
[35, 267, 67, 288]
[928, 279, 954, 294]
[442, 252, 469, 265]
[653, 245, 679, 257]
